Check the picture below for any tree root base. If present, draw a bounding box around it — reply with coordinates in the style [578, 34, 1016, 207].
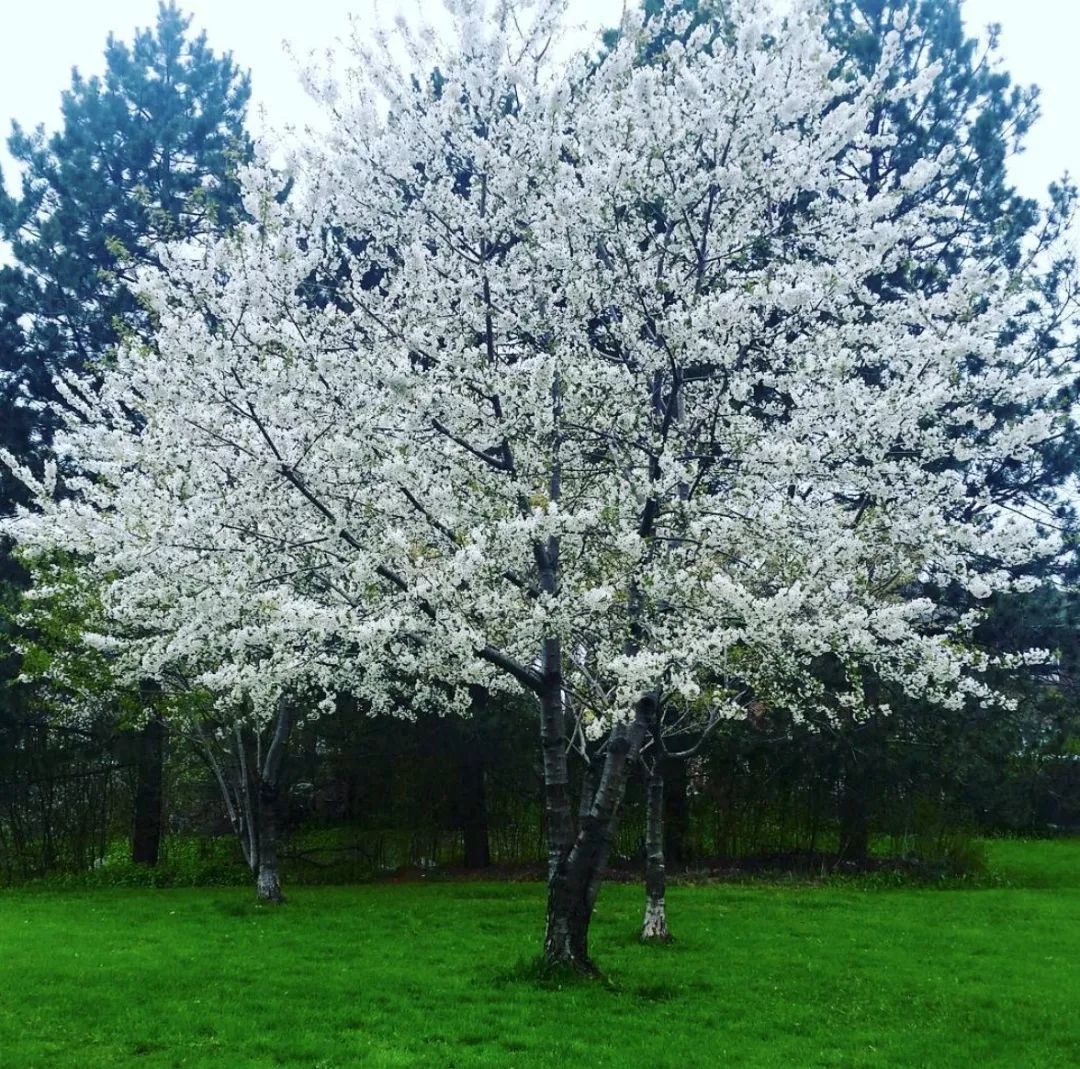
[640, 929, 674, 944]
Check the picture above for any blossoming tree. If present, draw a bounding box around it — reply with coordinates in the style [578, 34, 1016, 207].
[5, 0, 1073, 967]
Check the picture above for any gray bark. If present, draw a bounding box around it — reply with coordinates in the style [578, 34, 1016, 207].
[253, 699, 295, 904]
[543, 699, 651, 971]
[641, 761, 671, 941]
[539, 635, 574, 881]
[195, 702, 295, 902]
[256, 780, 284, 903]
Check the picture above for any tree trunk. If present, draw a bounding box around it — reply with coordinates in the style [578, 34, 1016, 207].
[539, 636, 574, 879]
[537, 631, 590, 967]
[544, 859, 593, 969]
[838, 756, 869, 863]
[253, 699, 296, 904]
[641, 762, 671, 942]
[131, 715, 165, 866]
[534, 529, 651, 971]
[460, 687, 491, 869]
[543, 702, 650, 971]
[256, 780, 284, 903]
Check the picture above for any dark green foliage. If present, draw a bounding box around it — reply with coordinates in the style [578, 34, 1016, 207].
[820, 1, 1080, 854]
[828, 1, 1079, 527]
[829, 0, 1040, 265]
[282, 694, 542, 869]
[0, 1, 250, 438]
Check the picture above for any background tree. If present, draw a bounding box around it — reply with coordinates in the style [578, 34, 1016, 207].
[0, 0, 251, 399]
[0, 0, 252, 867]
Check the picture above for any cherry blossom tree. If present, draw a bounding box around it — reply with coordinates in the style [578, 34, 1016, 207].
[3, 540, 332, 901]
[4, 0, 1074, 968]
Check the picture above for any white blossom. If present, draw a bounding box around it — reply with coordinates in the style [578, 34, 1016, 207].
[3, 0, 1072, 736]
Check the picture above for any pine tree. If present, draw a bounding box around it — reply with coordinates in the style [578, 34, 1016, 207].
[0, 0, 251, 462]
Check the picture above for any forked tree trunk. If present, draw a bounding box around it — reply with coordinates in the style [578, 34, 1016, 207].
[641, 762, 671, 942]
[253, 700, 296, 904]
[542, 698, 650, 971]
[533, 516, 650, 969]
[544, 867, 594, 967]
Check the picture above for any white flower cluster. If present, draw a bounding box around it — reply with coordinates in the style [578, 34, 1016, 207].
[4, 0, 1072, 735]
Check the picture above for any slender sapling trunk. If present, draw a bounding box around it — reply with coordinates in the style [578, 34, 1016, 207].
[641, 760, 672, 942]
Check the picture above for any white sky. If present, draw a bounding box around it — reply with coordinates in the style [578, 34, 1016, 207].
[0, 0, 1076, 202]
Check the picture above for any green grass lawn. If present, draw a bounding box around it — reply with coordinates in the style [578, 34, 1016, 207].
[0, 840, 1077, 1068]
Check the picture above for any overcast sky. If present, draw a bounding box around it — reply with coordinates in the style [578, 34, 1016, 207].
[0, 0, 1077, 203]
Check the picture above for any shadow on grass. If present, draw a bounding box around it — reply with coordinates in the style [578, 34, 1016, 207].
[498, 955, 616, 991]
[499, 940, 683, 1001]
